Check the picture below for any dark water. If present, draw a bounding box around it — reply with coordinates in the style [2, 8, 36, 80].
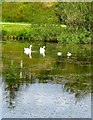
[1, 41, 92, 118]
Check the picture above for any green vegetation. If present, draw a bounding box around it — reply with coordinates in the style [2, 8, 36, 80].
[2, 2, 57, 23]
[2, 24, 91, 44]
[2, 2, 92, 44]
[55, 3, 92, 29]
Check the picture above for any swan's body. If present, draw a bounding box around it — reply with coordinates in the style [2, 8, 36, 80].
[67, 52, 71, 58]
[24, 45, 32, 55]
[40, 46, 45, 54]
[57, 52, 62, 56]
[40, 46, 45, 57]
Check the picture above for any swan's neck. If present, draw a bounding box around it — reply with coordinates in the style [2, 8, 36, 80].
[43, 46, 45, 49]
[30, 45, 32, 50]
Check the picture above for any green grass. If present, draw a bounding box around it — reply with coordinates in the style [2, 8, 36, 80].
[2, 24, 31, 35]
[2, 2, 57, 24]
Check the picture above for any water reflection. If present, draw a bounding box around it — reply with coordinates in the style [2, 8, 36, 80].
[2, 83, 91, 118]
[2, 41, 91, 118]
[0, 78, 2, 119]
[20, 60, 23, 79]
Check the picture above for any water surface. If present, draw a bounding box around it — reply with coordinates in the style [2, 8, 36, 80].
[2, 41, 92, 118]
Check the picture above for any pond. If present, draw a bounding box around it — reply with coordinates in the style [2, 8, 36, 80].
[1, 41, 92, 118]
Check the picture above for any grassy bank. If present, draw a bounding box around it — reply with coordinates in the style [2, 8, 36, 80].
[2, 2, 57, 24]
[2, 2, 92, 44]
[2, 23, 91, 44]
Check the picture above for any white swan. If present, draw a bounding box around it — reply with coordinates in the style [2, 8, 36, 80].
[67, 52, 72, 58]
[24, 45, 32, 55]
[57, 52, 62, 56]
[40, 46, 45, 57]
